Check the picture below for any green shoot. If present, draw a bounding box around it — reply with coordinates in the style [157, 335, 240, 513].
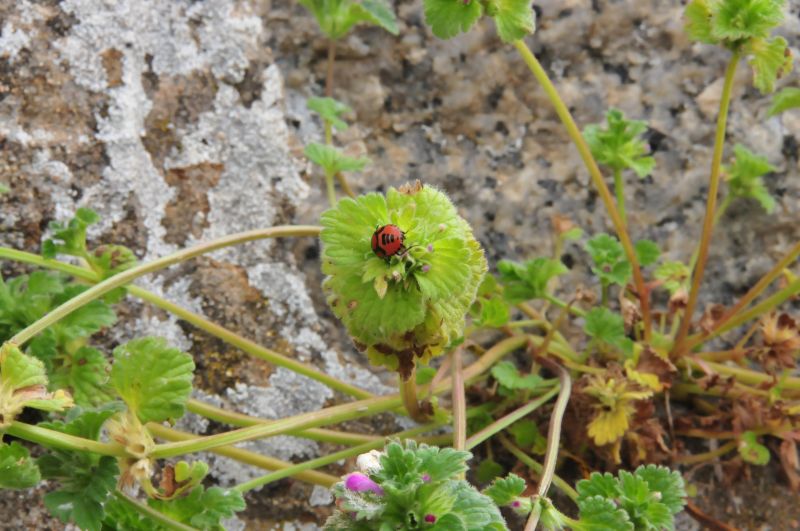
[298, 0, 398, 39]
[724, 144, 777, 213]
[768, 86, 800, 116]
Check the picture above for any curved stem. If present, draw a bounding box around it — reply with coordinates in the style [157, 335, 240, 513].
[6, 421, 127, 457]
[465, 385, 559, 450]
[673, 52, 741, 356]
[113, 491, 197, 531]
[151, 336, 527, 459]
[524, 360, 572, 531]
[0, 247, 372, 400]
[512, 39, 651, 341]
[147, 424, 339, 487]
[498, 436, 578, 502]
[400, 368, 429, 422]
[673, 440, 737, 465]
[684, 242, 800, 352]
[9, 226, 322, 347]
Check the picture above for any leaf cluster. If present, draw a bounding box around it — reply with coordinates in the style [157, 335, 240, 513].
[423, 0, 536, 43]
[325, 440, 507, 530]
[724, 143, 777, 213]
[584, 109, 655, 178]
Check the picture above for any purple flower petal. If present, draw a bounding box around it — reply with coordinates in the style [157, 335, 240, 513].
[345, 473, 384, 495]
[421, 473, 431, 482]
[424, 514, 436, 523]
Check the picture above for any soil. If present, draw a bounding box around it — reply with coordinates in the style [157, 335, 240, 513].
[1, 0, 799, 529]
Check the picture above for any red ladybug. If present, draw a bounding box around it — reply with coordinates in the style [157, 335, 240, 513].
[371, 224, 405, 260]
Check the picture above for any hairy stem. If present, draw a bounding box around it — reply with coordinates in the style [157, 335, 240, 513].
[325, 171, 337, 207]
[673, 52, 741, 356]
[498, 436, 578, 502]
[151, 336, 528, 458]
[9, 226, 322, 347]
[6, 421, 127, 457]
[452, 348, 466, 455]
[465, 385, 559, 450]
[613, 167, 626, 225]
[147, 424, 339, 487]
[400, 368, 429, 423]
[524, 360, 572, 531]
[512, 39, 651, 341]
[0, 247, 373, 400]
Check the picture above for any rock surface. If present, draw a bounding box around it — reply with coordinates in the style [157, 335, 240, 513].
[1, 0, 799, 529]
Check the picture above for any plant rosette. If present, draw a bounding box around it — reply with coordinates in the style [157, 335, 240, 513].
[320, 182, 487, 379]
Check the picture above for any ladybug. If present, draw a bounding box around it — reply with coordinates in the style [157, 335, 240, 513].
[371, 224, 405, 260]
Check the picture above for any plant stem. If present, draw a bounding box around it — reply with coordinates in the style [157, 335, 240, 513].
[6, 421, 127, 457]
[0, 247, 373, 400]
[524, 360, 572, 531]
[498, 436, 578, 502]
[186, 399, 379, 444]
[512, 39, 651, 341]
[673, 52, 741, 356]
[681, 357, 800, 390]
[324, 170, 337, 208]
[673, 440, 738, 465]
[113, 490, 197, 531]
[325, 39, 336, 97]
[684, 241, 800, 352]
[9, 226, 322, 347]
[613, 167, 626, 225]
[147, 424, 339, 487]
[400, 368, 429, 422]
[543, 293, 586, 318]
[452, 348, 467, 456]
[233, 422, 442, 493]
[151, 336, 528, 458]
[465, 386, 559, 450]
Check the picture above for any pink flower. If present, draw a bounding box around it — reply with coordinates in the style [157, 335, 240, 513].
[421, 473, 431, 482]
[422, 264, 431, 273]
[345, 473, 384, 495]
[424, 514, 436, 523]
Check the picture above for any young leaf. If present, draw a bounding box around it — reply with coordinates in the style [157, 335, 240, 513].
[577, 472, 621, 501]
[42, 207, 100, 260]
[768, 86, 800, 116]
[575, 495, 634, 531]
[583, 109, 655, 178]
[508, 419, 547, 454]
[42, 457, 118, 531]
[684, 0, 716, 44]
[745, 36, 793, 94]
[298, 0, 398, 39]
[739, 431, 770, 464]
[585, 234, 631, 287]
[110, 337, 195, 424]
[654, 261, 690, 295]
[634, 240, 661, 267]
[483, 473, 526, 506]
[355, 0, 399, 35]
[634, 464, 687, 516]
[491, 361, 544, 393]
[423, 0, 483, 40]
[49, 346, 113, 407]
[711, 0, 785, 42]
[584, 308, 628, 354]
[0, 343, 74, 427]
[491, 0, 536, 43]
[149, 486, 246, 529]
[89, 244, 138, 278]
[497, 258, 568, 303]
[477, 297, 510, 328]
[305, 143, 370, 178]
[724, 143, 777, 213]
[308, 97, 353, 131]
[416, 365, 436, 385]
[0, 441, 41, 489]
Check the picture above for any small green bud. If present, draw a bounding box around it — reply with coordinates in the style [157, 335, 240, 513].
[320, 182, 487, 378]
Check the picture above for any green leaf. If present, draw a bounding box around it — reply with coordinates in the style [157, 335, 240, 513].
[634, 464, 687, 516]
[308, 97, 353, 131]
[684, 0, 716, 44]
[497, 258, 568, 303]
[42, 208, 100, 260]
[298, 0, 397, 39]
[0, 441, 41, 489]
[508, 419, 547, 454]
[577, 472, 621, 501]
[0, 183, 9, 194]
[423, 0, 484, 39]
[483, 473, 526, 506]
[476, 459, 505, 483]
[477, 297, 510, 327]
[585, 234, 631, 286]
[89, 244, 138, 278]
[711, 0, 785, 42]
[768, 87, 800, 116]
[110, 337, 195, 424]
[634, 240, 661, 267]
[39, 403, 124, 439]
[739, 431, 770, 464]
[575, 495, 633, 531]
[41, 455, 118, 531]
[149, 486, 245, 530]
[305, 143, 370, 178]
[491, 361, 544, 393]
[584, 308, 628, 354]
[583, 109, 654, 177]
[50, 346, 113, 407]
[356, 0, 399, 35]
[654, 261, 690, 295]
[416, 365, 437, 385]
[491, 0, 536, 43]
[448, 480, 507, 530]
[417, 445, 472, 483]
[53, 292, 117, 341]
[745, 36, 793, 94]
[724, 143, 777, 213]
